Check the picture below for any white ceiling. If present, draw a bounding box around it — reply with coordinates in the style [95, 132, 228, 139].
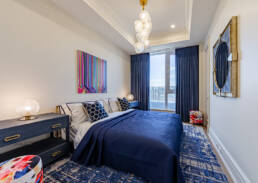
[50, 0, 219, 54]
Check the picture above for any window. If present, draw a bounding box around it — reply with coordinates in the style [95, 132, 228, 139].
[150, 51, 176, 111]
[150, 54, 166, 110]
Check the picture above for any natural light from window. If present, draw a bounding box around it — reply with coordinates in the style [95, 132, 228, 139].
[150, 53, 176, 111]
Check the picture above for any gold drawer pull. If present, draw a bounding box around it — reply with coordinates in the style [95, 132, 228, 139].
[4, 134, 21, 142]
[52, 123, 62, 129]
[52, 151, 62, 157]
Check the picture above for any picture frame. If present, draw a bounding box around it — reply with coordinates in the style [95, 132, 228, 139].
[213, 16, 238, 97]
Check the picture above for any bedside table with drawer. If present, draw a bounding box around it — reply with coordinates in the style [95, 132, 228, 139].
[0, 113, 70, 167]
[129, 101, 139, 109]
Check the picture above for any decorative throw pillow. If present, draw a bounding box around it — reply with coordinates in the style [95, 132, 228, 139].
[97, 99, 112, 113]
[83, 101, 108, 122]
[66, 103, 89, 124]
[117, 97, 130, 111]
[108, 98, 120, 112]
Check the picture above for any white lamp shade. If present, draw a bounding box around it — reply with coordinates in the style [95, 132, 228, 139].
[134, 20, 144, 33]
[134, 8, 152, 53]
[139, 10, 151, 22]
[127, 94, 134, 101]
[16, 99, 40, 117]
[135, 42, 144, 53]
[136, 31, 149, 42]
[144, 40, 150, 47]
[143, 21, 152, 31]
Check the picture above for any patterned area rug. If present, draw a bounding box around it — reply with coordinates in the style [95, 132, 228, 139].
[44, 124, 229, 183]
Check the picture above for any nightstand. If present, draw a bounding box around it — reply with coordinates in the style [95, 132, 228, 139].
[129, 100, 139, 109]
[0, 113, 70, 167]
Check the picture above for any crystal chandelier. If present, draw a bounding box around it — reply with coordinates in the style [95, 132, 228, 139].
[134, 0, 152, 53]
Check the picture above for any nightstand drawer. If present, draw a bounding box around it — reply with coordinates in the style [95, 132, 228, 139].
[129, 101, 139, 109]
[0, 138, 70, 166]
[39, 141, 70, 166]
[0, 116, 69, 147]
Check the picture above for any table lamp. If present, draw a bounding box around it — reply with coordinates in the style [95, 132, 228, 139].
[16, 99, 40, 120]
[127, 94, 134, 101]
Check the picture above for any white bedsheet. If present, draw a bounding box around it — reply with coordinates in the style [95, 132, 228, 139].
[71, 109, 135, 149]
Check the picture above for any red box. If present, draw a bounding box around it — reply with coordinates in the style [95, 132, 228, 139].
[190, 110, 203, 125]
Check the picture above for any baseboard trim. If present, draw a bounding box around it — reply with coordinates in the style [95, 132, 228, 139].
[208, 128, 251, 183]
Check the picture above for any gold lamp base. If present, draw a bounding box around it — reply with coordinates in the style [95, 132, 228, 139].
[140, 0, 148, 9]
[19, 116, 38, 121]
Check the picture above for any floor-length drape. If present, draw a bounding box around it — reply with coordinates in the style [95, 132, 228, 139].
[131, 53, 150, 110]
[176, 46, 199, 122]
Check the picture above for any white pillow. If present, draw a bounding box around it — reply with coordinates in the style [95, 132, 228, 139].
[108, 98, 120, 112]
[97, 99, 111, 113]
[61, 104, 71, 116]
[66, 103, 89, 124]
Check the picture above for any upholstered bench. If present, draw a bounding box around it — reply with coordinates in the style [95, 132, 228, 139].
[0, 155, 43, 183]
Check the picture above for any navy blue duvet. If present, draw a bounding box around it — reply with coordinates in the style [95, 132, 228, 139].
[72, 110, 184, 183]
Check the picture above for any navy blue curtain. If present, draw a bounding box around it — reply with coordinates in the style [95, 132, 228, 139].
[131, 53, 150, 110]
[176, 46, 199, 122]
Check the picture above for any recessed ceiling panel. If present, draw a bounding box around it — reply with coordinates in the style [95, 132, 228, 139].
[49, 0, 219, 53]
[96, 0, 187, 42]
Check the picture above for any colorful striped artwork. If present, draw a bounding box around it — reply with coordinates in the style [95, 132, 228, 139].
[77, 50, 107, 93]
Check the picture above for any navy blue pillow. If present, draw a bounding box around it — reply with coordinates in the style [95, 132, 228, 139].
[84, 101, 108, 122]
[117, 97, 130, 111]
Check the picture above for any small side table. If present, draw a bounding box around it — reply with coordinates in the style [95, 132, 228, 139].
[0, 155, 43, 183]
[129, 101, 139, 109]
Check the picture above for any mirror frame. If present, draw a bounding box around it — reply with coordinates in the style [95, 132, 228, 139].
[213, 16, 238, 98]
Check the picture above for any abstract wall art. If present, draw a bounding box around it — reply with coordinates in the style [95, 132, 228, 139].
[213, 16, 238, 97]
[77, 50, 107, 94]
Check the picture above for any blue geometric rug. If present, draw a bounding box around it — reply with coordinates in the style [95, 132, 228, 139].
[44, 124, 229, 183]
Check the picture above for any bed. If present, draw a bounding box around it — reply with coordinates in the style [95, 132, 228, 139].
[70, 109, 184, 183]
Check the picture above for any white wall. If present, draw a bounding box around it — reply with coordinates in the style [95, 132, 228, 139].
[199, 44, 208, 124]
[205, 0, 258, 182]
[0, 0, 130, 120]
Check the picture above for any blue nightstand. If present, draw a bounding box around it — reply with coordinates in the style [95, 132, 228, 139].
[0, 113, 70, 167]
[129, 101, 139, 109]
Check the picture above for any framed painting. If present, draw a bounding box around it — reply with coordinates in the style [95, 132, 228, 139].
[77, 50, 107, 93]
[213, 16, 238, 97]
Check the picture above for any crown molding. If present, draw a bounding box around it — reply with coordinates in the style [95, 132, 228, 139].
[83, 0, 193, 49]
[185, 0, 193, 36]
[83, 0, 135, 46]
[150, 32, 190, 46]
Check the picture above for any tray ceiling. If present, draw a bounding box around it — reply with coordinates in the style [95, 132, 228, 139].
[50, 0, 219, 53]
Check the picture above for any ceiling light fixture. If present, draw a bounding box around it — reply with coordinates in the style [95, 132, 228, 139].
[170, 24, 176, 29]
[134, 0, 152, 53]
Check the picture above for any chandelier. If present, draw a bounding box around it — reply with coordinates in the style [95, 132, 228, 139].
[134, 0, 152, 53]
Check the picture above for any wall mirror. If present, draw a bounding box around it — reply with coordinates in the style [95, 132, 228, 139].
[213, 17, 238, 97]
[215, 41, 229, 90]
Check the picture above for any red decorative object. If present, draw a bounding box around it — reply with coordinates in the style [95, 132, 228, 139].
[190, 110, 203, 125]
[0, 155, 43, 183]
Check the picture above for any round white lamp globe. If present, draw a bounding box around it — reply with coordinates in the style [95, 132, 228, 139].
[144, 40, 150, 47]
[144, 21, 152, 31]
[135, 42, 144, 53]
[139, 10, 151, 22]
[134, 20, 144, 33]
[127, 94, 134, 101]
[16, 99, 40, 120]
